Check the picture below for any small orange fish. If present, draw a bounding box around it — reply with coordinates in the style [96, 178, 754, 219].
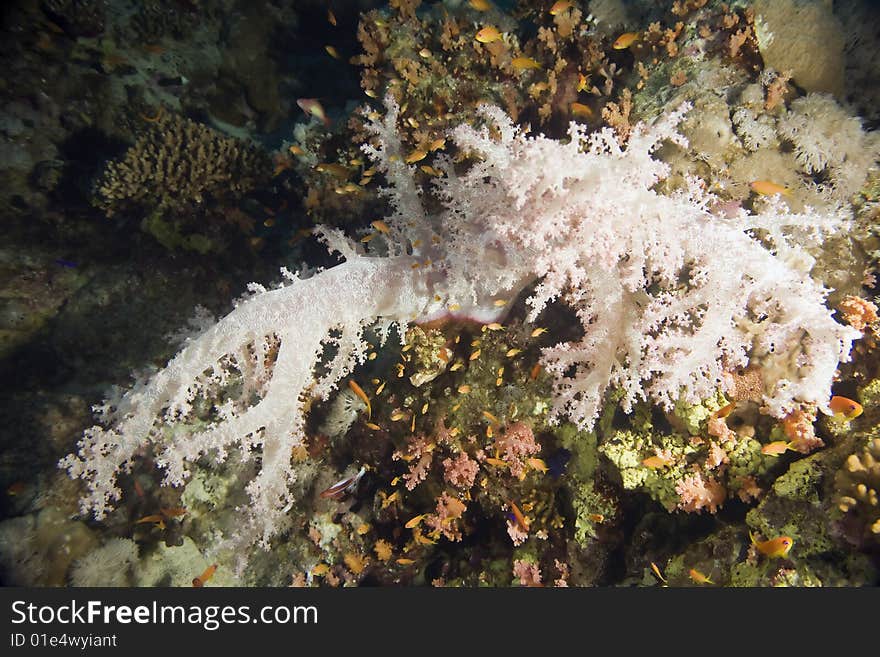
[469, 0, 492, 10]
[570, 102, 594, 120]
[750, 180, 791, 197]
[192, 564, 218, 587]
[613, 32, 639, 49]
[529, 363, 542, 381]
[761, 441, 794, 456]
[527, 457, 549, 473]
[297, 98, 331, 127]
[750, 531, 793, 558]
[642, 455, 672, 468]
[314, 162, 351, 179]
[829, 395, 863, 419]
[396, 558, 416, 565]
[348, 379, 371, 418]
[512, 57, 542, 71]
[475, 26, 502, 43]
[650, 561, 667, 584]
[405, 149, 427, 164]
[713, 401, 736, 418]
[577, 73, 589, 92]
[507, 500, 529, 532]
[405, 514, 426, 529]
[531, 327, 548, 337]
[327, 9, 337, 26]
[550, 1, 573, 15]
[588, 513, 605, 523]
[325, 45, 341, 59]
[135, 514, 165, 525]
[371, 219, 391, 234]
[688, 568, 714, 585]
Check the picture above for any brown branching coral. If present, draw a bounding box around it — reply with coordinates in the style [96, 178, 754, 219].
[94, 112, 271, 219]
[835, 438, 880, 547]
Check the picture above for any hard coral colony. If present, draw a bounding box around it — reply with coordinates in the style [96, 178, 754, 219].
[63, 94, 859, 559]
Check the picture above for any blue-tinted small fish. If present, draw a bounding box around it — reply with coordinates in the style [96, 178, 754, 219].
[54, 258, 78, 268]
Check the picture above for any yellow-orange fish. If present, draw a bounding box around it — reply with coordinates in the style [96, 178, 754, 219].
[405, 149, 427, 164]
[688, 568, 714, 585]
[750, 531, 794, 558]
[475, 26, 502, 43]
[325, 45, 341, 60]
[761, 440, 794, 456]
[713, 401, 736, 418]
[550, 1, 573, 15]
[507, 500, 529, 532]
[829, 395, 863, 419]
[297, 98, 330, 126]
[327, 9, 337, 26]
[512, 56, 542, 71]
[527, 457, 548, 473]
[577, 73, 589, 92]
[405, 514, 426, 529]
[642, 455, 672, 468]
[570, 102, 594, 120]
[750, 180, 791, 197]
[650, 561, 667, 584]
[469, 0, 492, 10]
[613, 32, 639, 49]
[348, 379, 371, 418]
[192, 564, 218, 587]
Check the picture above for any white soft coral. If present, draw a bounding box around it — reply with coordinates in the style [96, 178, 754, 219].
[62, 98, 859, 551]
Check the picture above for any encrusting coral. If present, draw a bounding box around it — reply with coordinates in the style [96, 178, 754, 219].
[62, 95, 861, 563]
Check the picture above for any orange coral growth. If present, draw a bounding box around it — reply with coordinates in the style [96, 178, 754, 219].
[839, 295, 878, 333]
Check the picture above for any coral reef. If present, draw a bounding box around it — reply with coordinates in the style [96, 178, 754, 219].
[93, 113, 271, 251]
[61, 94, 861, 568]
[1, 0, 878, 589]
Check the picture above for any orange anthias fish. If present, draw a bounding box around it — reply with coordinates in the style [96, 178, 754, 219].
[829, 395, 863, 420]
[570, 102, 594, 120]
[613, 32, 639, 49]
[512, 57, 542, 71]
[550, 1, 573, 15]
[296, 98, 331, 127]
[642, 454, 672, 469]
[688, 568, 714, 585]
[750, 180, 791, 197]
[507, 500, 529, 532]
[761, 440, 795, 456]
[750, 531, 794, 558]
[192, 564, 218, 587]
[469, 0, 492, 10]
[475, 26, 502, 43]
[348, 379, 372, 418]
